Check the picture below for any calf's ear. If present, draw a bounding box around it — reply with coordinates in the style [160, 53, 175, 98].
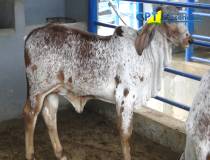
[135, 25, 156, 55]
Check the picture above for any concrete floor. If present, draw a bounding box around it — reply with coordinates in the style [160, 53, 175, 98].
[0, 107, 179, 160]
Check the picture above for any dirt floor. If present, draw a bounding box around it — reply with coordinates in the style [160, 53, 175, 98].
[0, 108, 180, 160]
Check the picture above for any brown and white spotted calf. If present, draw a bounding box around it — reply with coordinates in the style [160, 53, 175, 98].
[180, 71, 210, 160]
[23, 6, 192, 160]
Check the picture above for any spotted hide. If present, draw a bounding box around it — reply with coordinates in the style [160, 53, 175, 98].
[23, 6, 192, 160]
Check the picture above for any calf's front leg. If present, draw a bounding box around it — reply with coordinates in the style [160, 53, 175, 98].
[115, 86, 135, 160]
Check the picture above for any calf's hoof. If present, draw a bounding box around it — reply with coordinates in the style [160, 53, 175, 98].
[59, 155, 68, 160]
[56, 150, 68, 160]
[25, 153, 36, 160]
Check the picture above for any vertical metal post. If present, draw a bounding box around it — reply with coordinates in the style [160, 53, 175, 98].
[115, 0, 120, 25]
[129, 2, 134, 27]
[137, 2, 143, 28]
[185, 0, 195, 61]
[88, 0, 98, 33]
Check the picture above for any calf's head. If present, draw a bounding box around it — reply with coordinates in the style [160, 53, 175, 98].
[159, 22, 193, 48]
[135, 5, 193, 61]
[158, 5, 193, 48]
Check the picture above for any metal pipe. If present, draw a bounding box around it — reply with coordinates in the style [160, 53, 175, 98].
[164, 67, 201, 81]
[181, 11, 210, 17]
[192, 34, 210, 41]
[122, 0, 210, 10]
[185, 0, 195, 62]
[129, 2, 134, 27]
[136, 2, 143, 28]
[88, 0, 98, 33]
[193, 40, 210, 47]
[193, 12, 210, 17]
[115, 0, 120, 25]
[191, 57, 210, 64]
[154, 96, 190, 111]
[96, 21, 118, 28]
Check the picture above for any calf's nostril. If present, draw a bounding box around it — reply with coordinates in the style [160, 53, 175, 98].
[188, 37, 193, 44]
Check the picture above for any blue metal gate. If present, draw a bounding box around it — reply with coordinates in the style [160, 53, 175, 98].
[88, 0, 210, 111]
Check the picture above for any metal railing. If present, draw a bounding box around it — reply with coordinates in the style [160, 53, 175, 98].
[88, 0, 209, 111]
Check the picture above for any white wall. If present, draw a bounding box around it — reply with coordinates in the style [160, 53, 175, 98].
[25, 0, 66, 25]
[0, 0, 25, 121]
[0, 0, 88, 122]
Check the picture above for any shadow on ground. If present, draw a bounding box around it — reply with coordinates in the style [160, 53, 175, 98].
[0, 107, 180, 160]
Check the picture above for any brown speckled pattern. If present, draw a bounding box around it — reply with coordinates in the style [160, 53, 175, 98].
[184, 71, 210, 160]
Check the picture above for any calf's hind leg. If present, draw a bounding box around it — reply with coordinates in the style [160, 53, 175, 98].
[42, 94, 67, 160]
[23, 94, 45, 160]
[24, 84, 62, 160]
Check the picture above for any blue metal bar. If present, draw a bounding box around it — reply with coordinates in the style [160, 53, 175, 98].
[115, 0, 120, 25]
[154, 96, 190, 111]
[136, 2, 143, 28]
[180, 11, 210, 17]
[164, 67, 201, 81]
[193, 40, 210, 47]
[96, 21, 118, 28]
[129, 2, 134, 27]
[88, 0, 98, 33]
[193, 34, 210, 41]
[122, 0, 210, 10]
[186, 0, 195, 62]
[191, 57, 210, 64]
[193, 12, 210, 17]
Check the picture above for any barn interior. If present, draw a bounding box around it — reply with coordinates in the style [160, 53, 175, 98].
[0, 0, 210, 159]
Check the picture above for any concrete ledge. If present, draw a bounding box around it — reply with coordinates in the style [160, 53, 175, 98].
[86, 100, 186, 153]
[0, 29, 15, 36]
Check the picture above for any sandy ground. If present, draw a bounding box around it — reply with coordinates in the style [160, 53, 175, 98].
[0, 108, 180, 160]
